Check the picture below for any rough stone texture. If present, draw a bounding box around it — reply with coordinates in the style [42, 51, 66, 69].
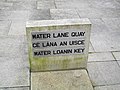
[102, 18, 120, 32]
[11, 1, 37, 10]
[8, 20, 26, 35]
[94, 85, 120, 90]
[90, 19, 120, 52]
[87, 61, 120, 86]
[37, 0, 56, 9]
[0, 36, 26, 57]
[0, 10, 29, 21]
[0, 10, 11, 20]
[28, 9, 51, 20]
[88, 0, 120, 9]
[31, 70, 93, 90]
[8, 11, 29, 21]
[55, 0, 91, 9]
[102, 18, 120, 31]
[112, 52, 120, 60]
[88, 52, 115, 62]
[0, 21, 11, 35]
[0, 0, 5, 1]
[0, 2, 13, 10]
[50, 9, 80, 19]
[0, 87, 29, 90]
[78, 8, 120, 18]
[26, 19, 91, 71]
[0, 57, 29, 87]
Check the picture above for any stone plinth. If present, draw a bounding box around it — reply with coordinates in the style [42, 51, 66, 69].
[26, 19, 91, 71]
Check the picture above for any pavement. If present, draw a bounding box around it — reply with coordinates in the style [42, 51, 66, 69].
[0, 0, 120, 90]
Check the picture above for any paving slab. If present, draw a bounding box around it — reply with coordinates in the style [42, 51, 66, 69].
[94, 84, 120, 90]
[78, 8, 120, 18]
[78, 8, 103, 19]
[8, 10, 29, 21]
[31, 70, 93, 90]
[112, 52, 120, 60]
[0, 10, 11, 20]
[28, 9, 51, 20]
[117, 61, 120, 66]
[0, 87, 29, 90]
[0, 57, 29, 87]
[37, 0, 56, 9]
[50, 9, 80, 19]
[0, 36, 26, 57]
[101, 8, 120, 18]
[88, 0, 120, 9]
[11, 1, 36, 10]
[0, 21, 11, 35]
[87, 61, 120, 86]
[90, 19, 120, 52]
[88, 52, 115, 62]
[55, 0, 91, 9]
[8, 20, 26, 35]
[0, 2, 13, 10]
[0, 10, 29, 21]
[102, 18, 120, 32]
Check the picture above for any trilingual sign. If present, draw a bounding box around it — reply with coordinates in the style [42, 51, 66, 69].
[31, 30, 86, 57]
[26, 19, 91, 71]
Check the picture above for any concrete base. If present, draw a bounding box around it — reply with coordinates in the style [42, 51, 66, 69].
[31, 69, 93, 90]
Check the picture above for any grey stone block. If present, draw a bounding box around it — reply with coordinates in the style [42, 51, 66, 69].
[0, 57, 29, 87]
[94, 85, 120, 90]
[88, 52, 115, 62]
[0, 21, 11, 35]
[29, 9, 51, 20]
[26, 19, 91, 71]
[50, 9, 80, 19]
[37, 0, 56, 9]
[87, 61, 120, 86]
[112, 52, 120, 60]
[31, 70, 93, 90]
[0, 87, 29, 90]
[8, 20, 26, 35]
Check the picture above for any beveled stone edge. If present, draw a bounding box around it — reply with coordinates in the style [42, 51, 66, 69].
[26, 18, 91, 28]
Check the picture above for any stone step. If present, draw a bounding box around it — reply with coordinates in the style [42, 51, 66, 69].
[31, 69, 93, 90]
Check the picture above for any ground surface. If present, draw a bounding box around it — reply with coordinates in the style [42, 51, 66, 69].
[0, 0, 120, 90]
